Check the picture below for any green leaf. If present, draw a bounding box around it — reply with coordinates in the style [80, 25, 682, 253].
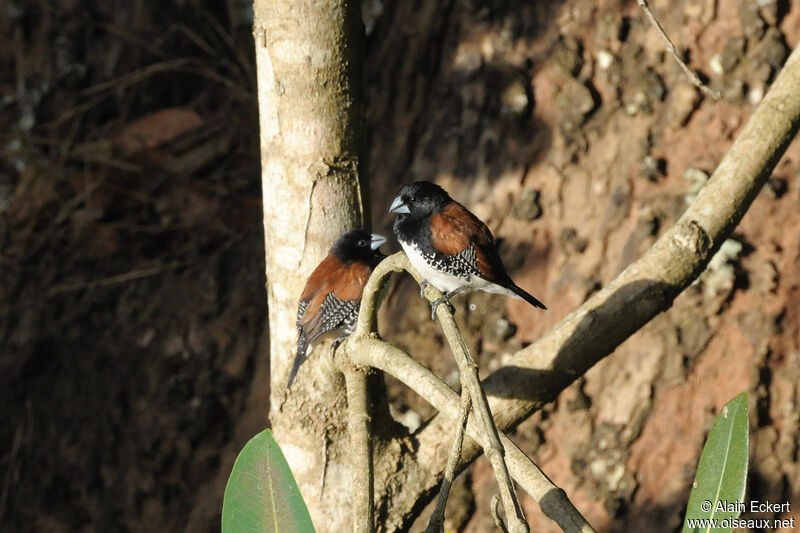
[222, 429, 316, 533]
[682, 392, 749, 533]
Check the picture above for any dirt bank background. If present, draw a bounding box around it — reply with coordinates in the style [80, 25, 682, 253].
[2, 0, 799, 531]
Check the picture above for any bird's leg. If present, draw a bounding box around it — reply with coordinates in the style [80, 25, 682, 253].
[332, 335, 348, 349]
[429, 287, 465, 321]
[419, 279, 430, 298]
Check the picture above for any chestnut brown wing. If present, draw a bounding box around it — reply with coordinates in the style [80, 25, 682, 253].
[429, 202, 509, 283]
[298, 257, 371, 342]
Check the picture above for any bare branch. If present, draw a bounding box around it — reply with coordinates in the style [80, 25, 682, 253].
[342, 364, 374, 533]
[353, 253, 535, 531]
[347, 335, 596, 533]
[637, 0, 721, 99]
[492, 495, 510, 533]
[347, 251, 596, 531]
[425, 390, 470, 533]
[427, 286, 529, 533]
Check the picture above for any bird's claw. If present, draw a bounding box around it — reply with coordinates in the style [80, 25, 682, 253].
[419, 280, 430, 298]
[429, 296, 455, 321]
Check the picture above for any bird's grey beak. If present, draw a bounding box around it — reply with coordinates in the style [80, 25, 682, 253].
[370, 233, 387, 250]
[389, 196, 410, 214]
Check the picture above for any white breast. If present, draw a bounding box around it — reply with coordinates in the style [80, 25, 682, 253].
[399, 239, 519, 299]
[399, 240, 466, 293]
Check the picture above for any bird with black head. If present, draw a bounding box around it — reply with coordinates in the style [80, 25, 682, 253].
[290, 229, 387, 388]
[389, 181, 546, 319]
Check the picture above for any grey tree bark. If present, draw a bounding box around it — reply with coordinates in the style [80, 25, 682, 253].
[253, 1, 367, 530]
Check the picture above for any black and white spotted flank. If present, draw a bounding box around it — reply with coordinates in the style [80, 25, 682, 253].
[398, 236, 515, 297]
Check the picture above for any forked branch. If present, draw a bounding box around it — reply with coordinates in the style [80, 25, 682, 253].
[345, 252, 595, 533]
[425, 282, 529, 533]
[425, 390, 470, 533]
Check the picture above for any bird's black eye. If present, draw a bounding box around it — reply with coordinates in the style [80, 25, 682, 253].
[358, 239, 367, 247]
[409, 195, 416, 202]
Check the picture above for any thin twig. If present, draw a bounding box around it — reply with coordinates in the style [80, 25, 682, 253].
[46, 238, 240, 297]
[492, 495, 511, 533]
[79, 58, 194, 97]
[47, 261, 186, 296]
[342, 365, 374, 533]
[425, 390, 471, 533]
[637, 0, 721, 99]
[429, 286, 529, 533]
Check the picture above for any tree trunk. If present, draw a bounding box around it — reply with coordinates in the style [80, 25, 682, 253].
[253, 1, 366, 530]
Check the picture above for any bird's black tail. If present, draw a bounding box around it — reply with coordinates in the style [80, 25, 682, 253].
[287, 337, 308, 388]
[510, 284, 547, 310]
